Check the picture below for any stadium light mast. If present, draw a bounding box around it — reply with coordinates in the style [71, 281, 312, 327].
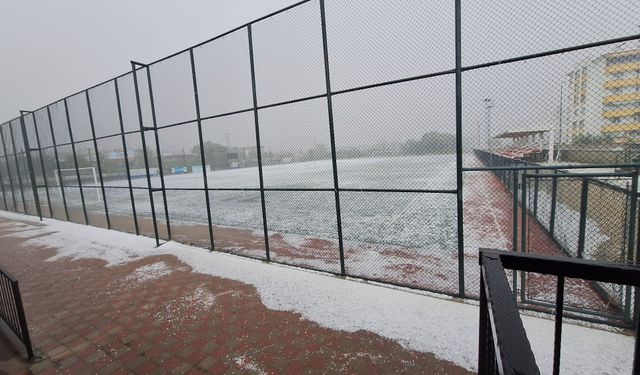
[556, 80, 565, 163]
[484, 98, 494, 151]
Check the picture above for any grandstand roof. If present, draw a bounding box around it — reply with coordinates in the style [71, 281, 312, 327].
[494, 129, 550, 139]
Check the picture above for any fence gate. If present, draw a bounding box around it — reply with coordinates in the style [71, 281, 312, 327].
[130, 62, 172, 246]
[519, 170, 639, 325]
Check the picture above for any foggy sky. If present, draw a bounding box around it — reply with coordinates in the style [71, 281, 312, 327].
[0, 0, 293, 122]
[1, 0, 638, 155]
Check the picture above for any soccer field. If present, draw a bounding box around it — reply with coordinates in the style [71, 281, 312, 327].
[21, 152, 617, 309]
[101, 154, 460, 252]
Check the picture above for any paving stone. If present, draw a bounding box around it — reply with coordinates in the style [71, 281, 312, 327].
[0, 218, 472, 374]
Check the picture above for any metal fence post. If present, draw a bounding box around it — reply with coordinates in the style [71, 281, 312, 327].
[18, 112, 42, 220]
[131, 61, 160, 246]
[247, 25, 271, 261]
[0, 157, 7, 210]
[533, 169, 539, 218]
[8, 122, 27, 213]
[145, 67, 172, 240]
[521, 174, 528, 254]
[320, 0, 346, 276]
[512, 169, 519, 295]
[577, 177, 589, 259]
[512, 170, 518, 251]
[86, 91, 111, 229]
[0, 126, 18, 211]
[189, 48, 216, 251]
[454, 0, 465, 297]
[31, 113, 53, 217]
[635, 180, 640, 330]
[63, 98, 89, 224]
[627, 171, 638, 265]
[46, 106, 70, 221]
[520, 174, 528, 302]
[625, 170, 638, 323]
[550, 171, 558, 236]
[114, 79, 140, 235]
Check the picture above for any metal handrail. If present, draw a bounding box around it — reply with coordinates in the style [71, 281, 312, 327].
[478, 249, 640, 375]
[0, 264, 33, 359]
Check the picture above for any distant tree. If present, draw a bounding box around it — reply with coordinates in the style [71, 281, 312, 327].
[300, 144, 331, 161]
[191, 141, 228, 170]
[132, 148, 158, 168]
[402, 131, 456, 155]
[191, 141, 227, 156]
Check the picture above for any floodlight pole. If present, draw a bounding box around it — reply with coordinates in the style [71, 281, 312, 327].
[484, 98, 494, 151]
[557, 82, 564, 162]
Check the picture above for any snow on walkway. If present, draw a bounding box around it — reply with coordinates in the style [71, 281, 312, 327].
[0, 211, 634, 374]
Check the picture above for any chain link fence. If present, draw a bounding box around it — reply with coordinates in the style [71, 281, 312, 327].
[1, 0, 639, 326]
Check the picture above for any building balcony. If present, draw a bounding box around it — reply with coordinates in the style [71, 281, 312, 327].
[601, 122, 640, 133]
[603, 92, 640, 103]
[605, 62, 640, 74]
[604, 77, 640, 89]
[602, 107, 640, 118]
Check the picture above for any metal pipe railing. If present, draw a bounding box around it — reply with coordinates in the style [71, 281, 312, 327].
[479, 248, 640, 375]
[0, 264, 33, 359]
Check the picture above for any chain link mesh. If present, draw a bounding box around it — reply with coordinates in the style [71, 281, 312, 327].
[1, 0, 638, 328]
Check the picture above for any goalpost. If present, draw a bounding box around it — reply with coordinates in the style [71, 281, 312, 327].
[54, 167, 102, 205]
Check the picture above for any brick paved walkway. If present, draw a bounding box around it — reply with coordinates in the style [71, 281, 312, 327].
[0, 217, 472, 374]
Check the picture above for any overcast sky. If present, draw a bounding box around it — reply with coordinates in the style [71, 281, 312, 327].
[0, 0, 293, 122]
[1, 0, 637, 154]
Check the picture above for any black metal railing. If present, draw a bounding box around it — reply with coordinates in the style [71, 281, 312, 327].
[472, 149, 640, 326]
[478, 249, 640, 375]
[0, 264, 33, 359]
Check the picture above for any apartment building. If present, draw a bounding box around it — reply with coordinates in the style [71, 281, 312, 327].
[567, 48, 640, 143]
